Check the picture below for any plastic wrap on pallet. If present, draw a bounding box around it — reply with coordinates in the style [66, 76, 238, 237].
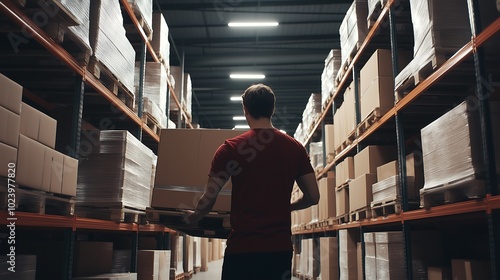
[301, 93, 322, 136]
[309, 141, 324, 170]
[395, 0, 471, 88]
[375, 232, 405, 280]
[339, 230, 357, 280]
[134, 61, 168, 117]
[372, 175, 415, 202]
[367, 0, 381, 20]
[0, 255, 36, 280]
[169, 66, 184, 111]
[127, 0, 153, 32]
[76, 130, 154, 210]
[421, 101, 485, 190]
[90, 0, 136, 94]
[60, 0, 92, 52]
[294, 123, 306, 145]
[152, 13, 170, 73]
[364, 232, 377, 280]
[111, 250, 131, 273]
[321, 49, 341, 107]
[339, 0, 368, 67]
[142, 97, 167, 128]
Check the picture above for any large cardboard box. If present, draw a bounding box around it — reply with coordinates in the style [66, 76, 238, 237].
[360, 49, 394, 94]
[137, 250, 160, 280]
[0, 142, 17, 178]
[319, 237, 338, 280]
[158, 251, 171, 280]
[38, 112, 57, 148]
[451, 259, 491, 280]
[153, 129, 242, 212]
[318, 172, 336, 221]
[405, 153, 424, 194]
[42, 147, 64, 193]
[0, 73, 23, 114]
[377, 160, 399, 182]
[17, 135, 45, 190]
[360, 76, 394, 122]
[0, 106, 20, 147]
[335, 157, 355, 187]
[349, 173, 377, 212]
[335, 184, 349, 217]
[354, 145, 397, 178]
[20, 103, 57, 148]
[73, 241, 113, 277]
[339, 230, 358, 280]
[324, 124, 335, 161]
[62, 155, 78, 196]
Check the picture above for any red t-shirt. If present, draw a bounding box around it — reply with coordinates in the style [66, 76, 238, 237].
[209, 128, 314, 254]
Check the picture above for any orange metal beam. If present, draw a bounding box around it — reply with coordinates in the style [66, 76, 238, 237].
[402, 199, 487, 222]
[0, 211, 74, 228]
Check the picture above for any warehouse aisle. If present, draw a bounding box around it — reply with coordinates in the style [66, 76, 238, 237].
[191, 259, 300, 280]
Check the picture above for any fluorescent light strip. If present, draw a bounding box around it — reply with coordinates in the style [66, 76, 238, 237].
[234, 125, 250, 129]
[230, 96, 242, 101]
[233, 116, 246, 121]
[230, 74, 265, 79]
[228, 22, 279, 27]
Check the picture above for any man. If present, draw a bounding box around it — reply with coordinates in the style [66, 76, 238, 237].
[184, 84, 319, 280]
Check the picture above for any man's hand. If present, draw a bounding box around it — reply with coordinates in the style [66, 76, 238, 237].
[182, 210, 200, 226]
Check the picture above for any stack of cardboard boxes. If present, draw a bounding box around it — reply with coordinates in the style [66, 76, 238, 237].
[319, 237, 339, 280]
[339, 229, 359, 279]
[321, 49, 341, 108]
[317, 172, 336, 224]
[335, 157, 355, 220]
[333, 82, 356, 153]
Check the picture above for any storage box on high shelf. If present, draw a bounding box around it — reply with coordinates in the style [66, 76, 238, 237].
[170, 66, 193, 122]
[317, 171, 336, 226]
[333, 81, 357, 155]
[88, 0, 136, 110]
[151, 12, 171, 73]
[337, 0, 368, 84]
[419, 101, 500, 208]
[335, 157, 355, 224]
[395, 0, 472, 101]
[126, 0, 153, 40]
[339, 229, 360, 280]
[321, 49, 341, 109]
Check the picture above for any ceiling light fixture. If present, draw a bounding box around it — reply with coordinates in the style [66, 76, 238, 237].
[234, 125, 250, 129]
[230, 74, 265, 79]
[228, 22, 279, 27]
[233, 116, 246, 121]
[230, 96, 242, 101]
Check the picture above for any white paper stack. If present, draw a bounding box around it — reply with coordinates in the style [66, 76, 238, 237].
[364, 232, 377, 280]
[339, 230, 357, 280]
[372, 175, 415, 202]
[134, 62, 168, 127]
[301, 93, 322, 136]
[60, 0, 92, 53]
[375, 232, 405, 279]
[339, 0, 368, 68]
[127, 0, 153, 34]
[90, 0, 136, 94]
[294, 123, 306, 145]
[395, 0, 471, 90]
[321, 49, 341, 108]
[309, 141, 324, 171]
[77, 130, 154, 210]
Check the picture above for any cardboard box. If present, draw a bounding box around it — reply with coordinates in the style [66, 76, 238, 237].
[42, 147, 64, 193]
[335, 157, 355, 187]
[360, 76, 394, 122]
[151, 186, 231, 212]
[349, 173, 377, 212]
[17, 135, 45, 190]
[137, 250, 160, 280]
[339, 230, 358, 279]
[318, 172, 336, 221]
[428, 266, 452, 280]
[354, 145, 397, 178]
[360, 49, 394, 90]
[377, 160, 399, 182]
[73, 241, 113, 277]
[0, 73, 23, 114]
[20, 103, 40, 141]
[0, 106, 20, 147]
[451, 259, 491, 280]
[62, 155, 78, 196]
[0, 142, 17, 178]
[38, 112, 57, 148]
[319, 237, 338, 280]
[158, 251, 171, 280]
[336, 184, 349, 217]
[357, 243, 363, 280]
[406, 153, 424, 195]
[184, 236, 194, 273]
[324, 124, 335, 159]
[200, 238, 209, 272]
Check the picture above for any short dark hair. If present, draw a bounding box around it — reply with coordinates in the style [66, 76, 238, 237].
[241, 84, 276, 119]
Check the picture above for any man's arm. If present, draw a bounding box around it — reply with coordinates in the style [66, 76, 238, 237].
[291, 173, 320, 211]
[184, 176, 228, 225]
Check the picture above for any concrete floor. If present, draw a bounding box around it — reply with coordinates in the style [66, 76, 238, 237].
[190, 259, 300, 280]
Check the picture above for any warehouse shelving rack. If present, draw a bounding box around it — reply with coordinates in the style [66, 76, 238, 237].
[294, 0, 500, 279]
[0, 1, 191, 279]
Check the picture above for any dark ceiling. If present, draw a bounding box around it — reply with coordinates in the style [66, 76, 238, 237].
[154, 0, 352, 134]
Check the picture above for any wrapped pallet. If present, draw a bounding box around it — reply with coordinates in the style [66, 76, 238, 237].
[134, 62, 168, 127]
[339, 230, 358, 280]
[367, 0, 382, 21]
[339, 0, 368, 70]
[152, 12, 171, 72]
[60, 0, 92, 53]
[301, 93, 322, 136]
[127, 0, 153, 34]
[421, 101, 500, 195]
[319, 237, 339, 280]
[375, 232, 405, 279]
[364, 233, 377, 280]
[321, 49, 341, 107]
[77, 130, 154, 211]
[89, 0, 136, 94]
[395, 0, 471, 93]
[333, 82, 356, 152]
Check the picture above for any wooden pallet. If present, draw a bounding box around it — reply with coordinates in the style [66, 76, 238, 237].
[349, 207, 372, 222]
[395, 52, 448, 102]
[317, 217, 337, 228]
[335, 214, 350, 225]
[75, 204, 145, 223]
[87, 57, 136, 110]
[142, 113, 161, 136]
[356, 107, 383, 137]
[334, 129, 356, 156]
[184, 270, 194, 279]
[419, 178, 486, 209]
[0, 184, 75, 216]
[371, 199, 402, 218]
[193, 267, 201, 274]
[128, 2, 153, 41]
[367, 0, 385, 30]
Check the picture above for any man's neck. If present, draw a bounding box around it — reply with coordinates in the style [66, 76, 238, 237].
[248, 118, 274, 129]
